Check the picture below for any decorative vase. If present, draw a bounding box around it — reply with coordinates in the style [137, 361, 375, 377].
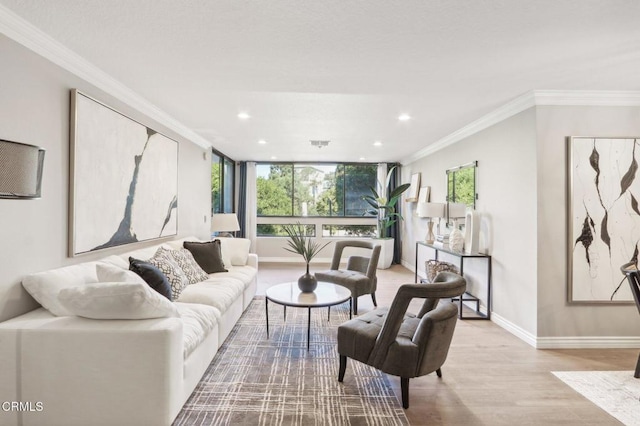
[298, 264, 318, 292]
[449, 220, 465, 252]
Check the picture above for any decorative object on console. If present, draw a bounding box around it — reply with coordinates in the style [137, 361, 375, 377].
[211, 213, 240, 237]
[417, 202, 445, 244]
[425, 259, 459, 283]
[568, 136, 637, 303]
[447, 202, 467, 252]
[282, 222, 330, 292]
[0, 138, 45, 199]
[69, 90, 178, 256]
[464, 208, 480, 254]
[405, 173, 421, 202]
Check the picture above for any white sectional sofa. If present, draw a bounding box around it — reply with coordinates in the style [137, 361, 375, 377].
[0, 236, 257, 426]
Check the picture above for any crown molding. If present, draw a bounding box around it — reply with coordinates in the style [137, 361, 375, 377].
[401, 89, 640, 165]
[0, 5, 212, 150]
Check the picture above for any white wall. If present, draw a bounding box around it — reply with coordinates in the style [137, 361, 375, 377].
[402, 108, 539, 336]
[0, 35, 211, 322]
[536, 105, 640, 338]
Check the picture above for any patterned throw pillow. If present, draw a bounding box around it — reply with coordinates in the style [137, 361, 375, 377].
[165, 247, 209, 284]
[148, 248, 190, 300]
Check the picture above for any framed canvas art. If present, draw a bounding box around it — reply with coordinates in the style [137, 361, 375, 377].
[69, 90, 178, 256]
[567, 136, 637, 303]
[406, 173, 421, 202]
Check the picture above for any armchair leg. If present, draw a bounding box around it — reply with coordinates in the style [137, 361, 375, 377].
[635, 352, 640, 378]
[371, 292, 377, 307]
[436, 368, 442, 378]
[338, 355, 347, 382]
[401, 377, 409, 409]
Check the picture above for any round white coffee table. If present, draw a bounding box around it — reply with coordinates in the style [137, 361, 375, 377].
[265, 282, 352, 350]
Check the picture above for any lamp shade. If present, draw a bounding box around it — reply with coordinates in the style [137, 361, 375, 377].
[211, 213, 240, 233]
[0, 139, 45, 199]
[417, 202, 445, 218]
[447, 202, 467, 219]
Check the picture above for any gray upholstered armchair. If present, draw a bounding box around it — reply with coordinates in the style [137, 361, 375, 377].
[315, 240, 381, 315]
[337, 271, 466, 408]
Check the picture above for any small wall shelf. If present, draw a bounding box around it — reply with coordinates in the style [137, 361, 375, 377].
[415, 241, 492, 320]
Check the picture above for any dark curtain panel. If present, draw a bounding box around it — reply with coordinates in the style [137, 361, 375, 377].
[237, 162, 247, 238]
[388, 163, 402, 264]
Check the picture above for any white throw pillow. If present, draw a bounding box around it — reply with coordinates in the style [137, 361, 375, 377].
[217, 238, 251, 266]
[58, 282, 180, 320]
[96, 263, 146, 285]
[22, 262, 99, 316]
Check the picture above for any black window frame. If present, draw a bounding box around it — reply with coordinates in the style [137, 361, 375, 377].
[256, 161, 378, 218]
[211, 148, 236, 214]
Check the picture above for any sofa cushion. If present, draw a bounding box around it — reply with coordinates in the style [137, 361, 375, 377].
[217, 237, 251, 266]
[183, 240, 228, 273]
[22, 262, 100, 316]
[175, 302, 219, 359]
[129, 257, 173, 300]
[58, 282, 180, 320]
[176, 278, 245, 313]
[148, 248, 190, 300]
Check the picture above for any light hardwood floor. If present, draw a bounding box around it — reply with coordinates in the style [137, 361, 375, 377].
[257, 262, 637, 426]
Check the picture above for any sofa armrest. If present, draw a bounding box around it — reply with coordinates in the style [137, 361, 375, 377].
[247, 253, 258, 269]
[0, 313, 183, 426]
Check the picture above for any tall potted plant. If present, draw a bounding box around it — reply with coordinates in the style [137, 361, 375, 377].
[362, 166, 410, 268]
[282, 222, 330, 292]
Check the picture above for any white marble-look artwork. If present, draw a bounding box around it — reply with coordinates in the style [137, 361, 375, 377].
[570, 137, 638, 302]
[71, 91, 178, 255]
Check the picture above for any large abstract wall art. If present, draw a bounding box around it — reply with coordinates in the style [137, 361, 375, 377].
[69, 90, 178, 256]
[568, 136, 637, 303]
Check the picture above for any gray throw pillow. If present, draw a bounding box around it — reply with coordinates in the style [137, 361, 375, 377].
[183, 240, 228, 274]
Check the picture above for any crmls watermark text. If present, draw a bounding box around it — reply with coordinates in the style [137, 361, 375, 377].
[2, 401, 43, 412]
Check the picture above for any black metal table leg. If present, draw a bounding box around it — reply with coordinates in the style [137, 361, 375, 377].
[307, 307, 311, 350]
[265, 298, 269, 338]
[284, 305, 287, 321]
[349, 299, 352, 319]
[328, 306, 330, 321]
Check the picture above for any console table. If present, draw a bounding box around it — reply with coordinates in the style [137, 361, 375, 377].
[414, 241, 492, 320]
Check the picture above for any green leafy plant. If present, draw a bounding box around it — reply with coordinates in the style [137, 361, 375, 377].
[282, 222, 330, 264]
[362, 166, 411, 238]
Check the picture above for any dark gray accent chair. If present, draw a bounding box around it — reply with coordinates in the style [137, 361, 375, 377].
[337, 271, 466, 408]
[315, 240, 381, 315]
[620, 261, 640, 378]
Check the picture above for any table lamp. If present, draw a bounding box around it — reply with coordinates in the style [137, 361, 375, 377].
[417, 202, 445, 244]
[211, 213, 240, 237]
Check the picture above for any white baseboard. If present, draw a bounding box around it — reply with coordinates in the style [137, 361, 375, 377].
[490, 312, 640, 349]
[490, 313, 538, 348]
[535, 336, 640, 349]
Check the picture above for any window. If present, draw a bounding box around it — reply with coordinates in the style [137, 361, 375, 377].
[257, 163, 377, 217]
[211, 150, 235, 214]
[322, 224, 376, 237]
[446, 161, 477, 208]
[256, 224, 315, 237]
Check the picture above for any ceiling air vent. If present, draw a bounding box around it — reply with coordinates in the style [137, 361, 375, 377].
[310, 140, 330, 149]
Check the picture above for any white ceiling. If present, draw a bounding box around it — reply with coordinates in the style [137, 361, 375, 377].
[2, 0, 640, 163]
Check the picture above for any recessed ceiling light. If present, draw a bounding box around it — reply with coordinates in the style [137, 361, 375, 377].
[270, 156, 277, 160]
[359, 157, 366, 161]
[237, 112, 250, 120]
[398, 114, 411, 121]
[373, 141, 382, 147]
[258, 139, 267, 144]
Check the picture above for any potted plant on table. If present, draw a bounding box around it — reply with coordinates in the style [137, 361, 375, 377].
[362, 166, 411, 269]
[282, 222, 330, 292]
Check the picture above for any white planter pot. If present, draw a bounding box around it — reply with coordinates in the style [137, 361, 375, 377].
[375, 238, 395, 269]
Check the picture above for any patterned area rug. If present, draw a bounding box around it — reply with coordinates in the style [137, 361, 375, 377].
[173, 297, 408, 425]
[553, 370, 640, 426]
